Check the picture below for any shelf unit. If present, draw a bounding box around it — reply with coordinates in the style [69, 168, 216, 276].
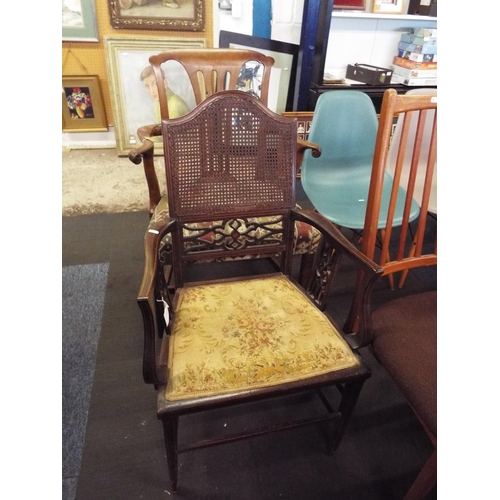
[294, 0, 437, 111]
[332, 11, 436, 21]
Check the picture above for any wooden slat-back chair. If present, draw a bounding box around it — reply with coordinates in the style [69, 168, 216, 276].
[347, 88, 437, 500]
[138, 90, 384, 493]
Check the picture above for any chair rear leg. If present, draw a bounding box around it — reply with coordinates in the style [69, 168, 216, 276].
[162, 416, 179, 493]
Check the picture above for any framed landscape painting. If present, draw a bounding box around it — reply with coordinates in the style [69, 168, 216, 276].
[105, 36, 206, 155]
[62, 0, 99, 42]
[62, 75, 108, 132]
[107, 0, 204, 31]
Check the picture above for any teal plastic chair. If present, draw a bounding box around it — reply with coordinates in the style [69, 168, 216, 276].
[301, 90, 420, 231]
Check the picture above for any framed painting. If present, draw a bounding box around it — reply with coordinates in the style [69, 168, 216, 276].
[62, 0, 99, 42]
[219, 30, 299, 114]
[62, 75, 108, 132]
[107, 0, 204, 31]
[372, 0, 405, 14]
[333, 0, 366, 10]
[104, 36, 206, 155]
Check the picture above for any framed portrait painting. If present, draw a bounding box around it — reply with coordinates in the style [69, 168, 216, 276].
[107, 0, 205, 31]
[62, 0, 99, 42]
[104, 36, 206, 156]
[62, 75, 108, 132]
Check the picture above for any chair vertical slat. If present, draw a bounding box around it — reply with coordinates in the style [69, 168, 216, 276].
[393, 113, 413, 262]
[413, 113, 437, 259]
[362, 89, 398, 261]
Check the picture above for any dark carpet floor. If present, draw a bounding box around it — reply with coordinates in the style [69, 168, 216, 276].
[62, 185, 437, 500]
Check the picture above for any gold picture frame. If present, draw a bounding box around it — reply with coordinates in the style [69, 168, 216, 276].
[107, 0, 204, 31]
[104, 36, 206, 156]
[372, 0, 405, 14]
[62, 75, 108, 132]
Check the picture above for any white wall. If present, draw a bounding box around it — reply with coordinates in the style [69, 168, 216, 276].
[325, 15, 437, 77]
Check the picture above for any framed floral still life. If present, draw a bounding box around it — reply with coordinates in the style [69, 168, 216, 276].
[62, 0, 99, 42]
[107, 0, 205, 31]
[62, 76, 108, 132]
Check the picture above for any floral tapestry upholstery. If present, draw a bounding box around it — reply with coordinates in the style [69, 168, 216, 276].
[150, 194, 322, 264]
[165, 275, 360, 401]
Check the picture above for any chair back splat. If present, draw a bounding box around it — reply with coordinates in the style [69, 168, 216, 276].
[137, 90, 385, 493]
[361, 88, 437, 284]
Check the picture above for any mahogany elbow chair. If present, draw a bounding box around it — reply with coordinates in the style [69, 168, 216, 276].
[137, 90, 384, 493]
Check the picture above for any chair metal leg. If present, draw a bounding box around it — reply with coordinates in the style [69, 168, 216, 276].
[162, 416, 179, 493]
[403, 448, 437, 500]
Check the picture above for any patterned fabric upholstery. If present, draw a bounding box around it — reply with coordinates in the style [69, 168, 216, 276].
[165, 275, 360, 401]
[150, 194, 322, 265]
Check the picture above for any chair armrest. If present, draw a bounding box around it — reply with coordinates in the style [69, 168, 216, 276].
[296, 138, 322, 158]
[291, 208, 383, 349]
[295, 138, 321, 176]
[128, 124, 163, 215]
[138, 217, 176, 385]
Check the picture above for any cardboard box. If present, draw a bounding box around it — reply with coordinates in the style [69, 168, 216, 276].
[400, 34, 437, 46]
[392, 64, 437, 78]
[393, 56, 437, 70]
[398, 41, 437, 55]
[397, 50, 438, 63]
[391, 74, 437, 86]
[345, 64, 393, 85]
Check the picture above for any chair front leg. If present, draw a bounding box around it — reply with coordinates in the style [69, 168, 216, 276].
[162, 416, 179, 493]
[329, 378, 367, 452]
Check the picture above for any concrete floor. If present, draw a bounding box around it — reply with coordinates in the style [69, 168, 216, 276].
[62, 148, 165, 216]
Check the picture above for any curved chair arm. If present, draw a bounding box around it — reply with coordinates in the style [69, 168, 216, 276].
[291, 208, 382, 348]
[138, 217, 176, 385]
[296, 138, 322, 158]
[295, 138, 321, 176]
[128, 124, 163, 215]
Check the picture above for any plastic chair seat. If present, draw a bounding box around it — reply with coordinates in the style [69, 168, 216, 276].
[303, 158, 420, 230]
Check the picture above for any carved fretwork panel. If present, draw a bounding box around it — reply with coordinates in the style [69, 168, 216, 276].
[307, 239, 342, 310]
[180, 216, 286, 256]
